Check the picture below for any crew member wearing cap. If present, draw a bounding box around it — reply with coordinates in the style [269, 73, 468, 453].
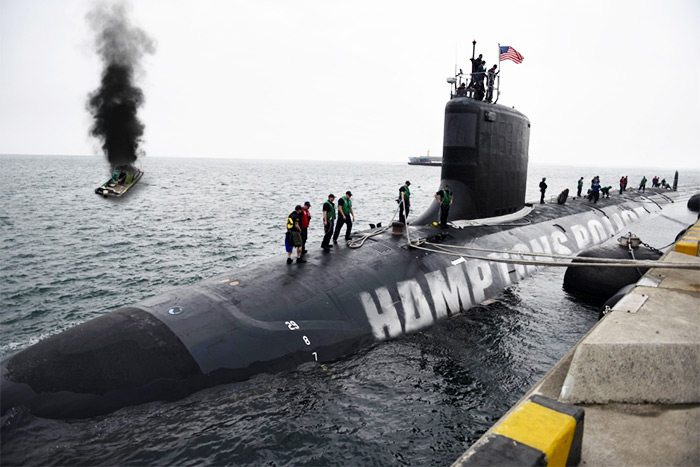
[321, 194, 336, 251]
[398, 181, 411, 224]
[300, 201, 312, 255]
[469, 53, 483, 88]
[333, 191, 355, 244]
[486, 64, 498, 103]
[285, 205, 306, 264]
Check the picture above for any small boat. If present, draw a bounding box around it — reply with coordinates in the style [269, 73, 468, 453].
[408, 150, 441, 166]
[95, 165, 143, 198]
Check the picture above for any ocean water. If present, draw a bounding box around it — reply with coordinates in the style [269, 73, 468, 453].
[1, 155, 698, 466]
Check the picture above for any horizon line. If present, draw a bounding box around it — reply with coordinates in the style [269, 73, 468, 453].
[1, 153, 699, 171]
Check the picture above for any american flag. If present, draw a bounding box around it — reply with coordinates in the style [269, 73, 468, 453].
[499, 46, 524, 64]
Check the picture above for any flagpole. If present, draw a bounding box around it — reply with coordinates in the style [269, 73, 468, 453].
[497, 43, 501, 74]
[497, 43, 501, 103]
[455, 41, 458, 78]
[470, 40, 476, 88]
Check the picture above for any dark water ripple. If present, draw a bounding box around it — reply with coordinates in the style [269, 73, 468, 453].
[1, 155, 698, 466]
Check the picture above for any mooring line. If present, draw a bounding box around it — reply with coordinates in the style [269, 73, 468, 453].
[408, 242, 700, 270]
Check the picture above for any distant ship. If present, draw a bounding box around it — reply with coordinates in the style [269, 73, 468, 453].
[408, 150, 441, 166]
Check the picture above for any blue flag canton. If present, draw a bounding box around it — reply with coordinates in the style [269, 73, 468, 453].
[500, 46, 510, 54]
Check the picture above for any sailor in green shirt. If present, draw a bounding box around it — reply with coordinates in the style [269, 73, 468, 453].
[398, 180, 411, 224]
[577, 177, 584, 197]
[434, 184, 453, 229]
[639, 176, 647, 193]
[333, 191, 355, 243]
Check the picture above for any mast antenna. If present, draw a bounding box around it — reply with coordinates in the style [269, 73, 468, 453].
[454, 41, 458, 79]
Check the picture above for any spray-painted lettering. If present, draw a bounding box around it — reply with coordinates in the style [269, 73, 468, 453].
[361, 207, 648, 340]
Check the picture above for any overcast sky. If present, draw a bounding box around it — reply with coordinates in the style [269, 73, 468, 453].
[1, 0, 698, 168]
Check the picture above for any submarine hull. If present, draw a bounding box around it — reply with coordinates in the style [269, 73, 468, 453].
[0, 191, 672, 418]
[0, 94, 686, 419]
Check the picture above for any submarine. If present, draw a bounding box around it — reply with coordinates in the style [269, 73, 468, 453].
[0, 71, 686, 420]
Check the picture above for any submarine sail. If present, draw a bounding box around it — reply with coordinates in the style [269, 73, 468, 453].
[415, 98, 530, 225]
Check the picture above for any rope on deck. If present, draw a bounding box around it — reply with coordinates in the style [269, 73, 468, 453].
[406, 239, 700, 270]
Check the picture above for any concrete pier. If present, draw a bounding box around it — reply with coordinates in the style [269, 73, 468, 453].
[454, 229, 700, 466]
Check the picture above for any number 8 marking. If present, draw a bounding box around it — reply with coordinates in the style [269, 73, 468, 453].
[303, 336, 310, 345]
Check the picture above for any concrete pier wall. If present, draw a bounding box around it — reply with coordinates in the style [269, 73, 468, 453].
[455, 224, 700, 466]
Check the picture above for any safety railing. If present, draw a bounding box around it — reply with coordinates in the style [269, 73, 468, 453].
[448, 71, 500, 104]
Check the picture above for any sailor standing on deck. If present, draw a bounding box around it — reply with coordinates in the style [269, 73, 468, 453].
[398, 181, 411, 224]
[435, 185, 453, 229]
[577, 177, 584, 197]
[539, 177, 548, 204]
[333, 191, 355, 244]
[286, 205, 306, 264]
[486, 64, 498, 103]
[469, 53, 483, 88]
[475, 61, 487, 101]
[590, 180, 601, 203]
[639, 176, 647, 192]
[321, 194, 336, 251]
[300, 201, 311, 255]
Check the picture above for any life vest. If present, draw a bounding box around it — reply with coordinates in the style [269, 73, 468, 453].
[286, 212, 297, 231]
[399, 185, 410, 203]
[339, 197, 352, 215]
[440, 188, 452, 204]
[324, 200, 336, 220]
[301, 209, 311, 228]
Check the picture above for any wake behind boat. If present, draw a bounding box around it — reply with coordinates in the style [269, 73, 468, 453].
[95, 165, 143, 198]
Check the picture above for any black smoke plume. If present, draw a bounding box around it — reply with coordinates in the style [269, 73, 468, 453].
[86, 2, 155, 168]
